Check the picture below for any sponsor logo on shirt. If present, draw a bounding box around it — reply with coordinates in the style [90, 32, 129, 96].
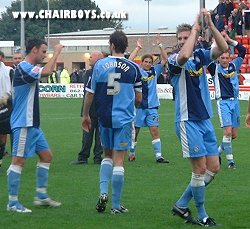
[32, 66, 40, 73]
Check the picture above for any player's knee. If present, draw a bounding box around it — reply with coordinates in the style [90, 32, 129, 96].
[207, 160, 220, 174]
[11, 156, 25, 167]
[193, 166, 206, 175]
[150, 128, 159, 137]
[39, 150, 52, 163]
[212, 163, 220, 174]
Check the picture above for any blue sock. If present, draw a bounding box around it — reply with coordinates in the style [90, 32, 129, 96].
[36, 163, 50, 199]
[129, 142, 137, 156]
[112, 166, 124, 209]
[100, 158, 113, 194]
[7, 165, 22, 206]
[152, 138, 162, 159]
[176, 183, 192, 208]
[191, 173, 207, 220]
[176, 170, 215, 208]
[222, 136, 233, 164]
[176, 170, 216, 209]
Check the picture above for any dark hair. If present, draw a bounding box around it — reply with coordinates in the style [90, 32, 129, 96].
[25, 38, 47, 54]
[109, 30, 128, 53]
[0, 50, 5, 58]
[141, 54, 154, 62]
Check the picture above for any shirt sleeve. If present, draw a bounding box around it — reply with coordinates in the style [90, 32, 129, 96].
[154, 64, 164, 78]
[19, 62, 42, 83]
[168, 53, 183, 75]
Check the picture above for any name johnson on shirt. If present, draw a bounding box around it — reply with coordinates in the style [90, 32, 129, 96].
[102, 61, 130, 72]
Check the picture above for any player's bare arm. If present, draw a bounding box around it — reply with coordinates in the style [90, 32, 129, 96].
[177, 14, 201, 66]
[203, 8, 228, 59]
[155, 34, 167, 66]
[41, 44, 64, 77]
[129, 39, 143, 61]
[82, 91, 94, 132]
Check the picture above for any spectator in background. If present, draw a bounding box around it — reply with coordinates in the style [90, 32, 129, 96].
[158, 51, 171, 84]
[214, 14, 225, 32]
[157, 69, 170, 84]
[224, 24, 235, 54]
[48, 70, 58, 83]
[214, 0, 226, 18]
[12, 52, 23, 70]
[0, 51, 12, 172]
[60, 67, 70, 84]
[56, 66, 62, 83]
[238, 0, 248, 11]
[195, 35, 211, 49]
[225, 0, 234, 23]
[71, 51, 104, 165]
[0, 51, 21, 162]
[232, 8, 243, 35]
[70, 68, 79, 83]
[77, 69, 84, 83]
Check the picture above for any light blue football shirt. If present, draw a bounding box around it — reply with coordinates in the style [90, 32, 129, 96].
[86, 56, 143, 128]
[11, 61, 42, 129]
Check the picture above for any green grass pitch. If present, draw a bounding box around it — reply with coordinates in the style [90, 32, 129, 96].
[0, 99, 249, 228]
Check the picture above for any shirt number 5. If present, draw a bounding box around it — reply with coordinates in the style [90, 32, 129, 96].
[107, 73, 121, 95]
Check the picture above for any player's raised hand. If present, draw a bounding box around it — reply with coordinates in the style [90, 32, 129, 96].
[136, 39, 143, 49]
[53, 44, 64, 56]
[221, 30, 230, 42]
[193, 13, 202, 33]
[82, 115, 91, 132]
[201, 8, 213, 27]
[155, 33, 162, 46]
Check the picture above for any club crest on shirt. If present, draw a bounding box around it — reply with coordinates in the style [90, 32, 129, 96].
[222, 71, 235, 78]
[32, 66, 40, 73]
[142, 74, 155, 81]
[119, 142, 128, 147]
[188, 67, 203, 77]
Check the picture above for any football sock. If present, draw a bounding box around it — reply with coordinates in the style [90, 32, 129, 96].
[129, 141, 137, 156]
[100, 158, 113, 194]
[36, 162, 50, 199]
[176, 183, 192, 208]
[204, 169, 215, 185]
[112, 166, 124, 209]
[7, 164, 22, 206]
[222, 136, 233, 164]
[152, 138, 162, 159]
[191, 173, 207, 221]
[176, 169, 216, 208]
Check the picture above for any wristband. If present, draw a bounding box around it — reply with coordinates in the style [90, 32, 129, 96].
[231, 40, 238, 47]
[158, 43, 163, 48]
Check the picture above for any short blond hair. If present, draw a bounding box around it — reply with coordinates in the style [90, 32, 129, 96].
[176, 23, 192, 37]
